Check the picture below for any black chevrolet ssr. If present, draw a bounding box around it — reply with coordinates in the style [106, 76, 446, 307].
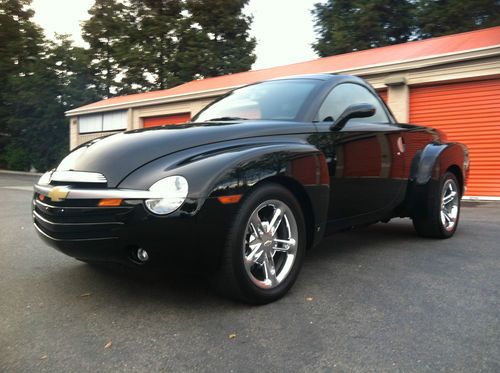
[33, 74, 469, 304]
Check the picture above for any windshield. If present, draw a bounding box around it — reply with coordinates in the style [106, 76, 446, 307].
[193, 79, 321, 122]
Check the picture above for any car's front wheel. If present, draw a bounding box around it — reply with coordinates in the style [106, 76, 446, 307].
[211, 183, 306, 304]
[413, 171, 461, 238]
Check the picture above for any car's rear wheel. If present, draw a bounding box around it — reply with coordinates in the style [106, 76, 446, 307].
[413, 172, 461, 238]
[211, 183, 306, 304]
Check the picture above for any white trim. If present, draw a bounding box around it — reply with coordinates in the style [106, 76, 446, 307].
[66, 88, 229, 116]
[65, 45, 500, 116]
[329, 45, 500, 76]
[462, 196, 500, 202]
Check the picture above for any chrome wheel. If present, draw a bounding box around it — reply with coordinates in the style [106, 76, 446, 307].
[243, 199, 298, 289]
[441, 179, 459, 232]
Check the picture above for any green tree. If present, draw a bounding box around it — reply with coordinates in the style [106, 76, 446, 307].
[47, 34, 100, 109]
[82, 0, 130, 97]
[0, 1, 90, 171]
[5, 54, 68, 171]
[0, 0, 48, 169]
[416, 0, 500, 38]
[312, 0, 500, 57]
[312, 0, 415, 57]
[124, 0, 184, 92]
[178, 0, 256, 80]
[117, 0, 256, 92]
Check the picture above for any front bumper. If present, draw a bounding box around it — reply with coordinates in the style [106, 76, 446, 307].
[34, 183, 174, 200]
[32, 184, 236, 270]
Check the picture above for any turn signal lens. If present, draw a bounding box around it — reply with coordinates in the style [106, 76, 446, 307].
[98, 198, 122, 207]
[217, 195, 242, 204]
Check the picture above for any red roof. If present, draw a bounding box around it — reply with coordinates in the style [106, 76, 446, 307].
[72, 26, 500, 113]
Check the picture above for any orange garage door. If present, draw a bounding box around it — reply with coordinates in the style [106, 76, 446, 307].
[410, 79, 500, 197]
[143, 113, 191, 128]
[378, 89, 388, 103]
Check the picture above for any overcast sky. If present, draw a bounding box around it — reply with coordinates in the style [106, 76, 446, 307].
[31, 0, 322, 70]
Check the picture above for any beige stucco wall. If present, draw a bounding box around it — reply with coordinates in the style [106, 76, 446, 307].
[387, 84, 410, 123]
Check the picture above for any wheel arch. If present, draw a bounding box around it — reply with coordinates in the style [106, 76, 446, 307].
[250, 175, 317, 250]
[404, 142, 468, 216]
[409, 142, 468, 186]
[446, 164, 464, 196]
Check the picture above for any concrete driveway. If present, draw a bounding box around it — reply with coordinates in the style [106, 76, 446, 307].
[0, 172, 498, 372]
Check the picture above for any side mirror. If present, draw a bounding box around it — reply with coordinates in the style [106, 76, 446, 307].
[329, 103, 376, 131]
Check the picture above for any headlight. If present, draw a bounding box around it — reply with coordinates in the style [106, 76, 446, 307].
[38, 171, 52, 185]
[145, 176, 188, 215]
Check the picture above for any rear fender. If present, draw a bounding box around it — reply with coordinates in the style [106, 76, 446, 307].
[405, 142, 468, 216]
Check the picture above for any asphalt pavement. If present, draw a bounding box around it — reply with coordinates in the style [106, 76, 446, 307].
[0, 172, 498, 372]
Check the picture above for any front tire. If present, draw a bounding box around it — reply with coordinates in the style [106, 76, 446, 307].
[211, 183, 306, 304]
[413, 172, 461, 238]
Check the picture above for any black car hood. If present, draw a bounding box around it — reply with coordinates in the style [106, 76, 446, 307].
[57, 120, 315, 187]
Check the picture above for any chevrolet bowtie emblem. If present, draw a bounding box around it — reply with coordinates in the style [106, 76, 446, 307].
[47, 187, 69, 202]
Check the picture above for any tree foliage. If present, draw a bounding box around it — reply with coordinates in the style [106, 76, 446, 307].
[0, 0, 68, 170]
[124, 0, 185, 91]
[180, 0, 256, 79]
[81, 0, 256, 94]
[416, 0, 500, 38]
[82, 0, 130, 97]
[0, 1, 99, 170]
[312, 0, 500, 57]
[312, 0, 414, 56]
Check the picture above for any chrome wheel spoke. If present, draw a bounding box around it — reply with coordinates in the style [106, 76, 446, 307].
[263, 252, 278, 286]
[273, 238, 296, 252]
[250, 215, 265, 238]
[269, 208, 283, 236]
[246, 242, 263, 263]
[248, 233, 260, 246]
[443, 191, 456, 205]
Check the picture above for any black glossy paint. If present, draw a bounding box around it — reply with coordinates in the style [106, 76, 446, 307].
[34, 74, 468, 268]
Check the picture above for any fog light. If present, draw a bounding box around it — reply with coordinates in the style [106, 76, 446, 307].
[136, 248, 149, 262]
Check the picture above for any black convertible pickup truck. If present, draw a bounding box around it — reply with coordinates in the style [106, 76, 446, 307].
[33, 74, 469, 304]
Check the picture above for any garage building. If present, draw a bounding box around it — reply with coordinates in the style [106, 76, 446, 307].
[66, 26, 500, 199]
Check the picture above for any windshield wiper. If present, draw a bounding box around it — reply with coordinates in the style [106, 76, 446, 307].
[206, 116, 248, 121]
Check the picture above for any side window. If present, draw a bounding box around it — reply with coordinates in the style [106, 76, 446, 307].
[317, 83, 389, 123]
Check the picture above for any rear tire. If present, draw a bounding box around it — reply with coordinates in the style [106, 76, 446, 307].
[211, 183, 306, 304]
[413, 172, 461, 238]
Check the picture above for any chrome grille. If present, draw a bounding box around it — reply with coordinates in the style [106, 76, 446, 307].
[32, 197, 134, 241]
